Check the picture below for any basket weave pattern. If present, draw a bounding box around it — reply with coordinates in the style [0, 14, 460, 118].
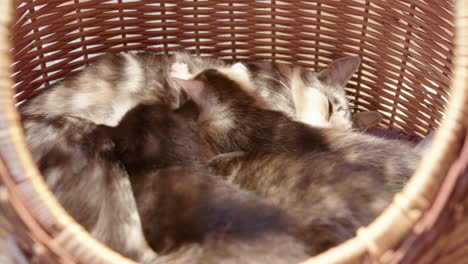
[0, 1, 467, 263]
[12, 0, 454, 136]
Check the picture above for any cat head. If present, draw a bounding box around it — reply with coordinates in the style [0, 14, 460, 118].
[172, 63, 263, 124]
[239, 56, 383, 131]
[292, 56, 361, 130]
[108, 102, 202, 174]
[172, 65, 278, 156]
[172, 56, 383, 132]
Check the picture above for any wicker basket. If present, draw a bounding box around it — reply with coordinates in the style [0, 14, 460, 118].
[0, 0, 467, 263]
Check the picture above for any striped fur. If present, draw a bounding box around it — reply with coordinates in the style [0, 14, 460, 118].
[106, 103, 313, 263]
[178, 68, 421, 253]
[21, 114, 157, 263]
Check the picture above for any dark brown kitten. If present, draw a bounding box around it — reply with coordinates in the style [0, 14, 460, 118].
[174, 69, 420, 252]
[176, 69, 420, 191]
[172, 54, 383, 131]
[106, 103, 313, 263]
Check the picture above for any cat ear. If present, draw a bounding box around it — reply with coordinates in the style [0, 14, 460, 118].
[171, 62, 192, 79]
[318, 56, 361, 88]
[353, 111, 383, 131]
[172, 77, 206, 104]
[228, 62, 252, 90]
[231, 62, 250, 81]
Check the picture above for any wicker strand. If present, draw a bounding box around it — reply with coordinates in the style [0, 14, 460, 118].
[1, 1, 465, 264]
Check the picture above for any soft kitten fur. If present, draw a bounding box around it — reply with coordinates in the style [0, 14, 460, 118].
[290, 57, 382, 130]
[176, 69, 419, 187]
[172, 53, 382, 130]
[19, 52, 192, 263]
[21, 114, 156, 263]
[22, 51, 377, 130]
[21, 52, 184, 126]
[19, 52, 235, 263]
[174, 69, 421, 250]
[246, 57, 359, 129]
[104, 102, 313, 263]
[208, 151, 394, 252]
[18, 50, 382, 262]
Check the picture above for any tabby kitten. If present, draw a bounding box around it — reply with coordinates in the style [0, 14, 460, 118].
[19, 52, 190, 263]
[105, 102, 313, 263]
[173, 68, 421, 250]
[20, 52, 234, 262]
[172, 53, 382, 130]
[289, 57, 383, 130]
[246, 57, 360, 129]
[174, 68, 419, 189]
[21, 114, 156, 263]
[208, 151, 395, 252]
[21, 52, 184, 126]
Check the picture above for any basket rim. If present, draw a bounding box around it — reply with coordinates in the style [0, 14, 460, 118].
[0, 1, 466, 263]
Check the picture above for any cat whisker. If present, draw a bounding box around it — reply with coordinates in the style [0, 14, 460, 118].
[257, 73, 290, 91]
[256, 73, 293, 108]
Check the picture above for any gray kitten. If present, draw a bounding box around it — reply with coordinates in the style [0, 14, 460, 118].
[19, 52, 188, 263]
[21, 52, 184, 126]
[172, 53, 382, 131]
[243, 58, 357, 129]
[19, 52, 222, 262]
[175, 68, 419, 190]
[21, 114, 156, 263]
[174, 69, 421, 252]
[208, 150, 395, 252]
[105, 102, 313, 263]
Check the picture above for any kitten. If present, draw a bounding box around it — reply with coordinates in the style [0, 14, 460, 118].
[19, 51, 287, 263]
[20, 51, 235, 262]
[172, 53, 382, 130]
[19, 52, 188, 262]
[208, 151, 395, 252]
[289, 57, 383, 131]
[174, 68, 419, 187]
[173, 68, 421, 250]
[21, 114, 157, 263]
[105, 102, 313, 263]
[245, 57, 360, 130]
[21, 52, 184, 126]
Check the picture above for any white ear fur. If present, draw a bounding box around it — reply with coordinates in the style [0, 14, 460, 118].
[216, 62, 254, 92]
[291, 67, 306, 115]
[230, 62, 252, 88]
[291, 67, 331, 127]
[231, 62, 249, 80]
[171, 62, 192, 80]
[353, 111, 383, 131]
[318, 56, 361, 88]
[299, 88, 331, 128]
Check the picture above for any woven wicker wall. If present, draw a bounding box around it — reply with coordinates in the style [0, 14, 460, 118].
[1, 1, 467, 264]
[12, 0, 454, 136]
